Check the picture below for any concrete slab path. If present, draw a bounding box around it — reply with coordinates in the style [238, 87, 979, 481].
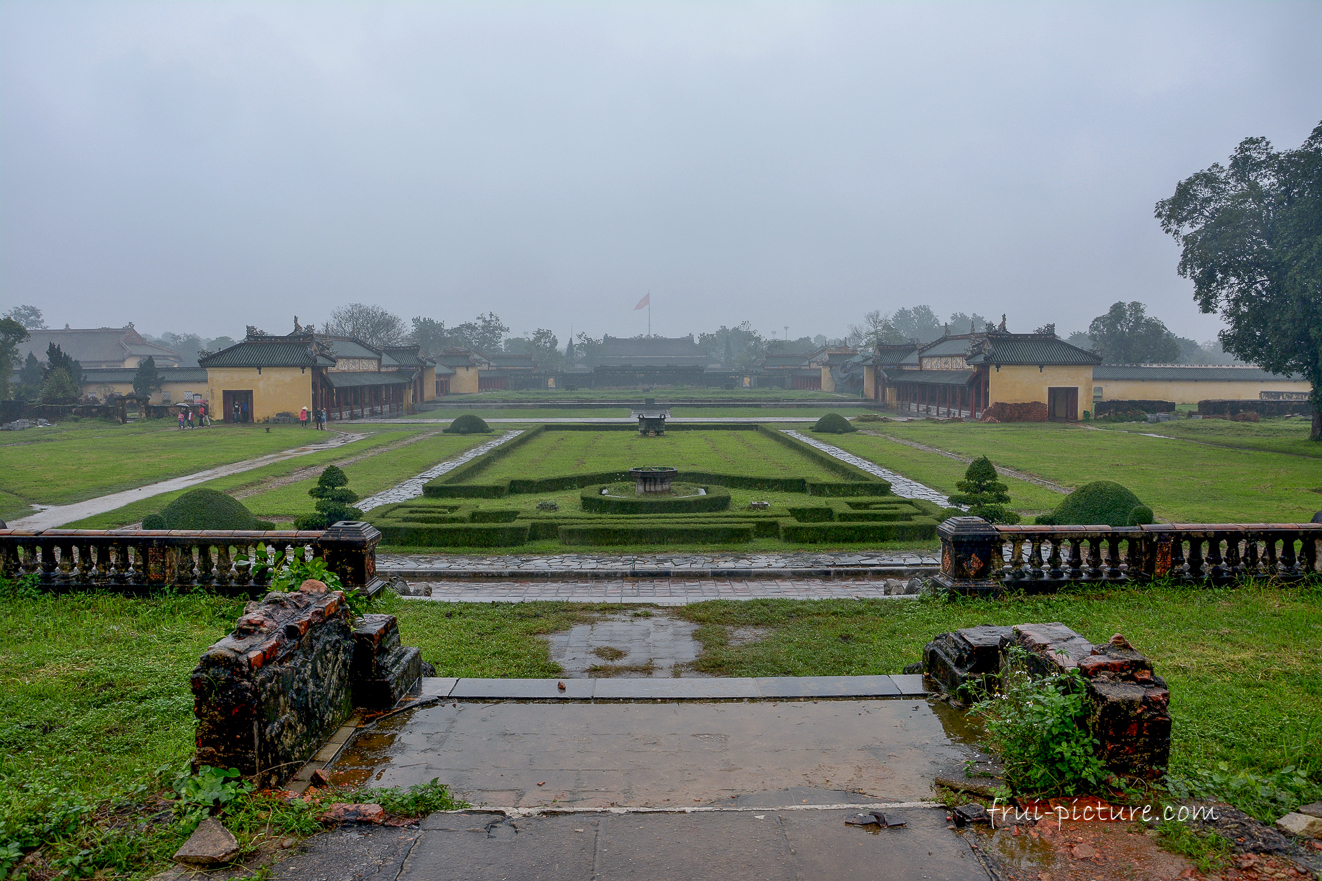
[270, 806, 988, 881]
[7, 430, 366, 530]
[380, 550, 940, 576]
[399, 578, 929, 604]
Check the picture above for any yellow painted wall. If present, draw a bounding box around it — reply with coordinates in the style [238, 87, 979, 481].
[1094, 377, 1311, 404]
[988, 365, 1094, 406]
[205, 366, 312, 421]
[420, 366, 437, 401]
[83, 379, 205, 406]
[863, 365, 877, 400]
[449, 366, 481, 394]
[820, 365, 835, 393]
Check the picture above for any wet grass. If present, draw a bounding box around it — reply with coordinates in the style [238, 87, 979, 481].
[65, 426, 433, 528]
[470, 429, 843, 484]
[829, 420, 1322, 523]
[432, 388, 854, 402]
[1096, 415, 1322, 458]
[669, 581, 1322, 786]
[0, 420, 332, 515]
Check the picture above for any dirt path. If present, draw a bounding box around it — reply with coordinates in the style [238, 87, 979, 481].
[230, 428, 443, 500]
[858, 431, 1071, 494]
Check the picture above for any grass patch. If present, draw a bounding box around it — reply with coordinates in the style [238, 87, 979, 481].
[0, 421, 334, 512]
[65, 427, 437, 528]
[469, 429, 844, 484]
[429, 388, 856, 402]
[838, 421, 1322, 522]
[1097, 416, 1322, 459]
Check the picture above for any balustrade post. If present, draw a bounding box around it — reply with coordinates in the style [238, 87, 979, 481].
[315, 521, 382, 592]
[1280, 533, 1300, 578]
[1106, 534, 1123, 580]
[1186, 536, 1205, 580]
[1067, 538, 1084, 580]
[934, 517, 1001, 596]
[1207, 532, 1227, 582]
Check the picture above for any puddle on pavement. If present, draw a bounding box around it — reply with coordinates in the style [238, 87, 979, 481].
[544, 609, 704, 677]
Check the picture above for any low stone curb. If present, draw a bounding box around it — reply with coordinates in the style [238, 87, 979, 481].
[416, 674, 928, 701]
[382, 565, 938, 581]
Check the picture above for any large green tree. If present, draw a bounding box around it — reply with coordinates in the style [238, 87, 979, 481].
[132, 355, 164, 398]
[1156, 122, 1322, 440]
[1086, 301, 1180, 363]
[0, 317, 30, 400]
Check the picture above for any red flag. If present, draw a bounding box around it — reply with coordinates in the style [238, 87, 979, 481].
[634, 293, 650, 310]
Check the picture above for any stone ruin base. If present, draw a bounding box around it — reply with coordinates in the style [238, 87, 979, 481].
[923, 622, 1171, 780]
[192, 583, 424, 787]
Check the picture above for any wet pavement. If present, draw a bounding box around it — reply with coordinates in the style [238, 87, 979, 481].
[329, 689, 965, 810]
[398, 577, 928, 604]
[270, 806, 988, 881]
[356, 431, 523, 513]
[546, 611, 701, 677]
[781, 429, 959, 508]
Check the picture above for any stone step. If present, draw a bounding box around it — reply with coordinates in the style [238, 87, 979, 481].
[415, 674, 927, 702]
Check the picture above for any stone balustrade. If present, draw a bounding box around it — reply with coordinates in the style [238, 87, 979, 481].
[936, 516, 1322, 595]
[0, 520, 383, 596]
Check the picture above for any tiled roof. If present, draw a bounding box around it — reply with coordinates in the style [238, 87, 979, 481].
[762, 353, 813, 368]
[382, 346, 434, 368]
[598, 335, 708, 366]
[199, 337, 336, 368]
[966, 335, 1100, 366]
[916, 337, 977, 358]
[18, 326, 183, 367]
[82, 367, 209, 384]
[326, 371, 411, 389]
[1093, 365, 1304, 382]
[882, 368, 975, 386]
[317, 336, 383, 361]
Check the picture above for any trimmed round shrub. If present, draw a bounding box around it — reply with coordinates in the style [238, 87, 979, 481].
[295, 513, 330, 530]
[141, 513, 166, 530]
[811, 413, 856, 434]
[444, 414, 492, 434]
[1035, 481, 1148, 527]
[156, 489, 261, 530]
[1127, 504, 1154, 526]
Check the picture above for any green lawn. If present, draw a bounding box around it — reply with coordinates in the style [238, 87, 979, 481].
[416, 407, 833, 419]
[0, 419, 339, 520]
[65, 426, 437, 529]
[469, 429, 844, 484]
[432, 388, 858, 402]
[837, 421, 1322, 523]
[1096, 416, 1322, 459]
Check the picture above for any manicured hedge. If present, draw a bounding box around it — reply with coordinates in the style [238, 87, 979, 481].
[580, 484, 732, 514]
[373, 522, 530, 547]
[557, 521, 756, 545]
[780, 519, 939, 543]
[788, 506, 835, 522]
[806, 481, 891, 497]
[469, 509, 520, 523]
[423, 425, 548, 495]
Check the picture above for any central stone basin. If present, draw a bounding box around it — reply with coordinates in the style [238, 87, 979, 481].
[629, 466, 677, 494]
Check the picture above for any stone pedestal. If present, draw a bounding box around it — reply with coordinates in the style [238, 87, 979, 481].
[316, 521, 382, 589]
[352, 614, 423, 708]
[933, 516, 1000, 596]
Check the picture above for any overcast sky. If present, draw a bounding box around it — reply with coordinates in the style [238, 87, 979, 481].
[2, 2, 1319, 345]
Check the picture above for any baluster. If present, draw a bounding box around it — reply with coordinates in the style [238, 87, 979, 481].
[1008, 538, 1025, 581]
[1086, 537, 1103, 579]
[234, 543, 253, 591]
[1106, 535, 1123, 580]
[214, 544, 233, 591]
[1067, 538, 1084, 580]
[1263, 535, 1279, 577]
[75, 541, 93, 586]
[54, 541, 74, 590]
[1302, 532, 1319, 576]
[1047, 538, 1063, 581]
[1280, 533, 1300, 578]
[1224, 532, 1242, 580]
[197, 542, 215, 587]
[1186, 537, 1205, 580]
[1206, 533, 1226, 581]
[1242, 533, 1261, 579]
[175, 543, 196, 587]
[1028, 538, 1045, 580]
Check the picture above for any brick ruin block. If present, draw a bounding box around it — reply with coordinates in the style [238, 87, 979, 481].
[352, 614, 423, 709]
[922, 624, 1171, 780]
[192, 587, 354, 787]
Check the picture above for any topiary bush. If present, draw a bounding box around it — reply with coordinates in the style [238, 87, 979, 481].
[444, 414, 492, 435]
[948, 456, 1020, 524]
[1127, 504, 1154, 526]
[811, 413, 856, 434]
[155, 489, 262, 530]
[141, 513, 166, 530]
[1035, 480, 1149, 527]
[300, 465, 363, 529]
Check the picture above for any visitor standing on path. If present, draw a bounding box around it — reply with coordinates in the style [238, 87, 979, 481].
[186, 408, 194, 429]
[199, 403, 209, 427]
[177, 409, 185, 430]
[240, 402, 249, 423]
[232, 402, 240, 424]
[300, 406, 309, 428]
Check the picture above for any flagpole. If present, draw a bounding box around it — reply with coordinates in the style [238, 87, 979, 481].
[648, 293, 652, 336]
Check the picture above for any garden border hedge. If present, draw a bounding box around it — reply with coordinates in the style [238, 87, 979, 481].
[580, 484, 732, 514]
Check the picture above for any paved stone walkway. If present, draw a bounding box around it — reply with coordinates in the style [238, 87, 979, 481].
[398, 577, 926, 604]
[380, 550, 938, 573]
[7, 430, 366, 530]
[781, 429, 959, 508]
[356, 430, 524, 513]
[547, 611, 701, 677]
